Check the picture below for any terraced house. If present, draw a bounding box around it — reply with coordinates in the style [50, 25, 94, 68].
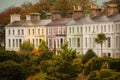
[5, 3, 120, 58]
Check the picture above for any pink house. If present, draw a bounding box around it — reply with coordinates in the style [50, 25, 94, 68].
[47, 11, 71, 51]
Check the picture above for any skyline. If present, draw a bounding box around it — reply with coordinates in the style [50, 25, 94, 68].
[0, 0, 110, 13]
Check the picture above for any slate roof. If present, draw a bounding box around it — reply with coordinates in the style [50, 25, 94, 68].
[92, 16, 111, 22]
[76, 16, 94, 24]
[6, 19, 51, 27]
[108, 14, 120, 21]
[47, 18, 72, 26]
[67, 16, 94, 25]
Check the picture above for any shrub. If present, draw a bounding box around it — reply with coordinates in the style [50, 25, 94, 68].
[82, 49, 96, 64]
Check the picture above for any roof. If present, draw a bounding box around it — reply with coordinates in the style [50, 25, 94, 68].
[108, 14, 120, 21]
[76, 16, 95, 24]
[6, 19, 51, 27]
[92, 16, 111, 22]
[67, 16, 94, 25]
[47, 18, 72, 26]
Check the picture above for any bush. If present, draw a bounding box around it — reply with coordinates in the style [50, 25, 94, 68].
[108, 59, 120, 71]
[90, 58, 105, 71]
[99, 69, 112, 80]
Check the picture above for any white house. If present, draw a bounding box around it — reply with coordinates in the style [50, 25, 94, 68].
[67, 4, 120, 58]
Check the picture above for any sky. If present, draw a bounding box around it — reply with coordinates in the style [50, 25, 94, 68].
[0, 0, 110, 12]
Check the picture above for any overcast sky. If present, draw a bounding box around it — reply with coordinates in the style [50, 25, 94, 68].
[0, 0, 110, 12]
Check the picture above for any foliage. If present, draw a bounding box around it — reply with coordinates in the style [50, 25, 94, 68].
[39, 43, 81, 80]
[90, 57, 105, 71]
[20, 40, 34, 54]
[95, 33, 107, 55]
[108, 58, 120, 71]
[52, 0, 73, 17]
[88, 71, 99, 80]
[0, 60, 24, 80]
[33, 72, 47, 80]
[38, 40, 53, 60]
[82, 49, 96, 64]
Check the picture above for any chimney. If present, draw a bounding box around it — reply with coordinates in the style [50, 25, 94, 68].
[46, 13, 51, 19]
[10, 14, 20, 23]
[26, 15, 31, 21]
[51, 11, 62, 21]
[73, 5, 83, 20]
[106, 3, 119, 16]
[30, 13, 40, 22]
[90, 4, 102, 18]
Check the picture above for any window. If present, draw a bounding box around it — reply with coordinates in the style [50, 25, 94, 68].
[101, 25, 103, 32]
[77, 27, 79, 33]
[36, 39, 38, 47]
[33, 39, 35, 47]
[49, 39, 52, 48]
[13, 39, 15, 47]
[42, 29, 44, 35]
[28, 29, 30, 35]
[13, 29, 15, 35]
[85, 27, 87, 33]
[85, 37, 87, 48]
[69, 27, 71, 34]
[18, 29, 20, 35]
[93, 26, 95, 32]
[33, 29, 35, 35]
[73, 27, 74, 33]
[108, 25, 110, 32]
[108, 37, 111, 47]
[77, 38, 80, 47]
[22, 29, 24, 35]
[108, 53, 111, 57]
[48, 29, 51, 35]
[19, 39, 22, 47]
[57, 39, 59, 48]
[89, 26, 90, 32]
[81, 27, 82, 33]
[38, 29, 40, 35]
[8, 30, 11, 35]
[8, 39, 11, 47]
[104, 25, 106, 32]
[60, 38, 63, 46]
[16, 39, 18, 47]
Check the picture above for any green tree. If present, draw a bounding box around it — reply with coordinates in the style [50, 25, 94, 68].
[0, 60, 24, 80]
[38, 40, 53, 60]
[20, 40, 34, 54]
[82, 49, 96, 64]
[45, 43, 80, 80]
[95, 33, 107, 56]
[52, 0, 73, 17]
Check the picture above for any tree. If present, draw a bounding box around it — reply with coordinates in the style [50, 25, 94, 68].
[95, 33, 107, 56]
[45, 43, 80, 80]
[52, 0, 73, 17]
[20, 40, 34, 54]
[82, 49, 96, 64]
[38, 40, 53, 60]
[0, 60, 24, 80]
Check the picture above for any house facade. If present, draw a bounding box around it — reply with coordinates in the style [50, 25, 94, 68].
[47, 11, 70, 51]
[5, 13, 51, 51]
[67, 4, 120, 58]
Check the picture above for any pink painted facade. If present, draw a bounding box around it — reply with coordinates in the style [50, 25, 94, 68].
[47, 19, 70, 51]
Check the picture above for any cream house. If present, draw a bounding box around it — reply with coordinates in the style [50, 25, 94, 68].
[5, 13, 51, 51]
